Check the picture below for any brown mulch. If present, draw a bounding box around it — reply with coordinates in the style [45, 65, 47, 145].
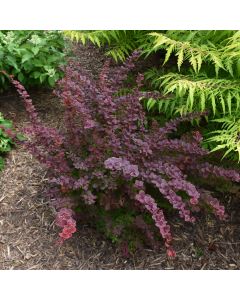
[0, 44, 240, 270]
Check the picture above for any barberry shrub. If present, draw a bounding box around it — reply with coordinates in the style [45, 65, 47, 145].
[10, 52, 240, 257]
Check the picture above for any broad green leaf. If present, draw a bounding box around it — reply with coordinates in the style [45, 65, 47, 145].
[39, 73, 47, 83]
[48, 76, 55, 87]
[17, 72, 25, 82]
[31, 47, 40, 55]
[32, 71, 41, 79]
[21, 52, 34, 64]
[6, 55, 19, 71]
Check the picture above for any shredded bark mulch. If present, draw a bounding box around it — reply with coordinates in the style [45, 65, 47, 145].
[0, 44, 240, 269]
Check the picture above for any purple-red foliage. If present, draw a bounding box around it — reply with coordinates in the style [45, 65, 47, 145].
[55, 208, 77, 242]
[10, 52, 240, 257]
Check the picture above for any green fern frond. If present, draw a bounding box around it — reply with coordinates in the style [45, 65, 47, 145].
[143, 32, 224, 74]
[144, 97, 178, 117]
[64, 30, 147, 62]
[64, 30, 120, 46]
[205, 116, 240, 161]
[152, 72, 240, 115]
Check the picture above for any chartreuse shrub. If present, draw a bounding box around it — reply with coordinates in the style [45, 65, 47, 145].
[0, 30, 65, 90]
[65, 30, 240, 161]
[0, 112, 15, 170]
[10, 52, 240, 257]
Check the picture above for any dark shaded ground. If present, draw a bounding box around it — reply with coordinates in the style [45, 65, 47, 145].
[0, 44, 240, 269]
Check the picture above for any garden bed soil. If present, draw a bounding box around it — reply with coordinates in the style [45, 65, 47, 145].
[0, 44, 240, 269]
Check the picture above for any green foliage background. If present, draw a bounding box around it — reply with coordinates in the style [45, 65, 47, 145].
[0, 30, 66, 90]
[0, 113, 14, 171]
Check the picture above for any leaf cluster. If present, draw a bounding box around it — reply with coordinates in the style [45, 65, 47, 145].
[0, 112, 14, 171]
[0, 30, 66, 90]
